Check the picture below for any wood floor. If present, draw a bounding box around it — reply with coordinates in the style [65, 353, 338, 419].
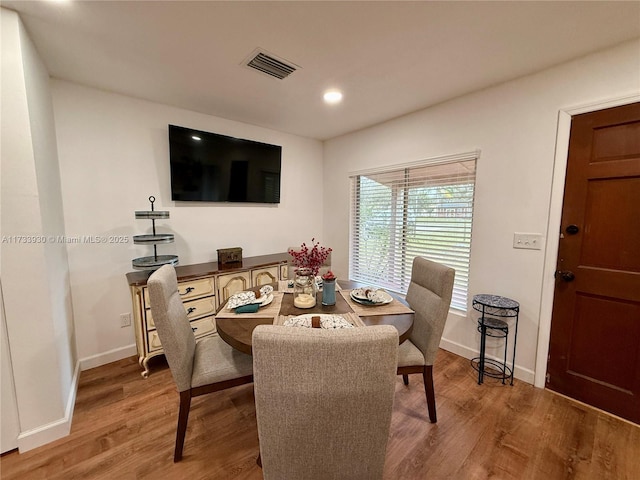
[2, 350, 639, 480]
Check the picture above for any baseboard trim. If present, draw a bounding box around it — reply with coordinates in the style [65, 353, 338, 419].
[439, 337, 535, 384]
[16, 359, 81, 453]
[79, 344, 137, 371]
[17, 344, 139, 452]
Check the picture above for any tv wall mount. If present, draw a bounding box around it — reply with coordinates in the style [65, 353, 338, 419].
[132, 196, 178, 270]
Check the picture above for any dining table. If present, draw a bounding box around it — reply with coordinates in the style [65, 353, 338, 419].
[215, 280, 414, 355]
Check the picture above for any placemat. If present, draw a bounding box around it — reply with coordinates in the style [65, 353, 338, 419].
[215, 291, 284, 319]
[274, 312, 365, 327]
[340, 290, 414, 316]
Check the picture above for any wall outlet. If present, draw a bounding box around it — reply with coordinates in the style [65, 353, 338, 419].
[513, 232, 543, 250]
[120, 313, 132, 327]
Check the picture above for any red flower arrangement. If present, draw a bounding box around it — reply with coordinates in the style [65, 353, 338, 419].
[288, 238, 332, 277]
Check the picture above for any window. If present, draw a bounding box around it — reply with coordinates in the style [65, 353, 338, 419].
[349, 153, 477, 311]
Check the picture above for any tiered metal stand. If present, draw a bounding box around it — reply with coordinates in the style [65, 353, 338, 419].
[132, 196, 178, 270]
[471, 294, 520, 385]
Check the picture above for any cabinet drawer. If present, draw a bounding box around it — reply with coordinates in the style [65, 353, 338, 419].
[190, 316, 216, 339]
[144, 277, 214, 306]
[146, 316, 217, 352]
[146, 296, 216, 329]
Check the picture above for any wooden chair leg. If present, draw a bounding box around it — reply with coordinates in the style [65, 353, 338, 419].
[174, 390, 192, 462]
[402, 374, 409, 385]
[423, 366, 437, 423]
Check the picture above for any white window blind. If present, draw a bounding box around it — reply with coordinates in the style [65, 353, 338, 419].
[349, 155, 477, 311]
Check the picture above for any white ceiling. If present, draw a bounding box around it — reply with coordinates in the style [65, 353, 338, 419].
[3, 1, 640, 140]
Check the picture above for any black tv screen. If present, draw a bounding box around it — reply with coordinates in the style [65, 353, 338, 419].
[169, 125, 282, 203]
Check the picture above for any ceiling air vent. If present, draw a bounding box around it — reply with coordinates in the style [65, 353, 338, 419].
[244, 49, 298, 80]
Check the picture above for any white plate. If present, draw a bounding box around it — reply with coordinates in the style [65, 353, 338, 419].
[350, 288, 393, 305]
[350, 288, 367, 300]
[283, 314, 354, 329]
[258, 293, 274, 307]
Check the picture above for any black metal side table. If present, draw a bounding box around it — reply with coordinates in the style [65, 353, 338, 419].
[471, 294, 520, 385]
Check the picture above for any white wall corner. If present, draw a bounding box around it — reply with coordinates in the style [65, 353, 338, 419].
[79, 343, 137, 371]
[16, 360, 80, 453]
[439, 337, 535, 385]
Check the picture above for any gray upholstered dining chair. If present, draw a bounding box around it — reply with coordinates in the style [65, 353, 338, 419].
[252, 325, 398, 480]
[147, 265, 253, 462]
[397, 256, 455, 423]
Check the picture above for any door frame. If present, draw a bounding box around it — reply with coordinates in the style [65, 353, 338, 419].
[534, 93, 640, 388]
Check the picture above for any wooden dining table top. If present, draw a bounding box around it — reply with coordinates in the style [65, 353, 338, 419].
[215, 280, 414, 355]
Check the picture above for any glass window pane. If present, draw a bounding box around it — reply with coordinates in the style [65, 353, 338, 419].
[350, 157, 476, 311]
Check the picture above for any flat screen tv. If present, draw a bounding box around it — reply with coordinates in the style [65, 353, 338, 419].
[169, 125, 282, 203]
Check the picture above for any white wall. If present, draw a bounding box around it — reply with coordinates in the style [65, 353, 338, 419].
[1, 8, 77, 451]
[323, 39, 640, 383]
[1, 283, 20, 453]
[51, 81, 324, 364]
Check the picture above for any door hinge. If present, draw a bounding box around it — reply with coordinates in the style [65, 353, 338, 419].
[545, 372, 551, 384]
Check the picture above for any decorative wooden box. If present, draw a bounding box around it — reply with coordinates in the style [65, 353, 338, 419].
[217, 247, 243, 265]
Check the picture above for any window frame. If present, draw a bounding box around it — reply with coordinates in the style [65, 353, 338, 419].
[348, 151, 478, 312]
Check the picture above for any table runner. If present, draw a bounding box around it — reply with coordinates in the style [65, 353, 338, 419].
[215, 291, 285, 319]
[274, 312, 365, 327]
[340, 290, 414, 316]
[278, 280, 343, 294]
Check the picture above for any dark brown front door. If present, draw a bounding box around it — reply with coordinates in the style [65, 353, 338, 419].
[547, 102, 640, 424]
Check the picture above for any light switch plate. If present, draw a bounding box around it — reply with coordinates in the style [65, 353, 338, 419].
[513, 233, 543, 250]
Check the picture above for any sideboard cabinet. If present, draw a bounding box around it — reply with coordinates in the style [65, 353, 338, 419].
[126, 253, 289, 377]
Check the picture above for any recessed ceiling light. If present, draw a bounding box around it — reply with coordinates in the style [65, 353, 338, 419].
[191, 136, 201, 141]
[323, 90, 343, 104]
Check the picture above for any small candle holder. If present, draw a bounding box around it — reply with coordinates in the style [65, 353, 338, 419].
[293, 267, 317, 309]
[321, 271, 336, 306]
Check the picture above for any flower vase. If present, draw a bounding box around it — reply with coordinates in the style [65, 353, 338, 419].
[321, 278, 336, 306]
[293, 268, 317, 308]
